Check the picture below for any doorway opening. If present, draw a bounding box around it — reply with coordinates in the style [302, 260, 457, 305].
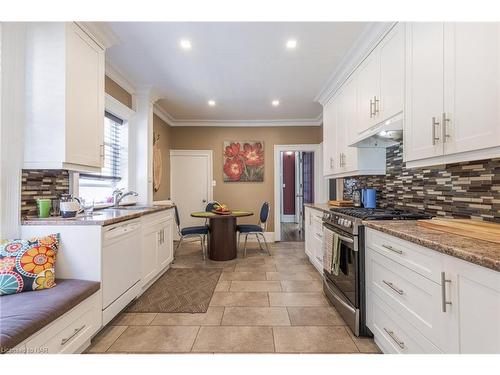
[279, 151, 315, 242]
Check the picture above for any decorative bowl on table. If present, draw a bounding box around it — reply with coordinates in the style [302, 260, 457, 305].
[212, 203, 232, 215]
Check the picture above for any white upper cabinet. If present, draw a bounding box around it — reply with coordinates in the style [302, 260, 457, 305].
[356, 50, 380, 135]
[356, 23, 404, 137]
[443, 23, 500, 156]
[405, 22, 500, 166]
[65, 24, 105, 169]
[379, 23, 405, 122]
[322, 95, 338, 176]
[24, 23, 105, 172]
[337, 77, 358, 172]
[322, 75, 386, 178]
[405, 22, 445, 162]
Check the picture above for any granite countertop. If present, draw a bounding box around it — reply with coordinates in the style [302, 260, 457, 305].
[22, 204, 175, 227]
[304, 203, 331, 213]
[364, 220, 500, 272]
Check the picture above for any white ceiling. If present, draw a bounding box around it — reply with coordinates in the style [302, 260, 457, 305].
[105, 22, 370, 125]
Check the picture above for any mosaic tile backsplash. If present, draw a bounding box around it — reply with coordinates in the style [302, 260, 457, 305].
[21, 170, 70, 218]
[344, 143, 500, 222]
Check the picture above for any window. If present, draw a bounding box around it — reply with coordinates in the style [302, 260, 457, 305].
[79, 112, 127, 204]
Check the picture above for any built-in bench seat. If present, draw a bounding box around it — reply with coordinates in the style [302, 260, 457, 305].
[1, 279, 101, 354]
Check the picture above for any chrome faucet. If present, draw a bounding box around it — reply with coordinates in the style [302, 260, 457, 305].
[112, 189, 139, 208]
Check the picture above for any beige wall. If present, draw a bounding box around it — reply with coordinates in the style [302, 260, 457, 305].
[153, 114, 171, 201]
[105, 76, 133, 109]
[169, 126, 322, 230]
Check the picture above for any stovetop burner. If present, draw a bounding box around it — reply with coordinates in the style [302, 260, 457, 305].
[330, 207, 433, 220]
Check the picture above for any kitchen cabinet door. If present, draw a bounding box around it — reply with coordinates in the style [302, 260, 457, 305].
[141, 226, 159, 286]
[356, 50, 380, 135]
[339, 76, 358, 172]
[404, 22, 445, 162]
[445, 256, 500, 354]
[322, 97, 338, 176]
[379, 23, 404, 122]
[65, 23, 105, 168]
[443, 22, 500, 156]
[158, 219, 174, 269]
[304, 208, 314, 258]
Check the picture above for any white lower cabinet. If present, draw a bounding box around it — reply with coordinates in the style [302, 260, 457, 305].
[140, 210, 175, 289]
[304, 207, 324, 274]
[366, 228, 500, 354]
[445, 255, 500, 354]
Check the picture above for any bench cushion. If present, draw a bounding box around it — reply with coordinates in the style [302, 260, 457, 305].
[0, 279, 100, 352]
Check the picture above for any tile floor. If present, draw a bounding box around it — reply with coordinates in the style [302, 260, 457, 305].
[86, 240, 380, 354]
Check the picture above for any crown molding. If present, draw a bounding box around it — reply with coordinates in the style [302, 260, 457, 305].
[105, 61, 137, 96]
[153, 104, 176, 125]
[152, 102, 321, 127]
[315, 22, 397, 105]
[76, 22, 120, 50]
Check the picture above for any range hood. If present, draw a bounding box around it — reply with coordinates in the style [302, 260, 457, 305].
[349, 112, 403, 148]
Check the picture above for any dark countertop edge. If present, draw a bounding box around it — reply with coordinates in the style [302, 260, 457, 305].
[21, 205, 175, 227]
[363, 221, 500, 273]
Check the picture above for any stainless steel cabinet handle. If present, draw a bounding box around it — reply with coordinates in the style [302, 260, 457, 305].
[441, 272, 452, 312]
[330, 157, 334, 169]
[61, 325, 86, 345]
[382, 244, 403, 254]
[383, 280, 404, 295]
[442, 112, 450, 143]
[384, 328, 405, 349]
[369, 99, 374, 118]
[374, 96, 380, 115]
[432, 117, 440, 145]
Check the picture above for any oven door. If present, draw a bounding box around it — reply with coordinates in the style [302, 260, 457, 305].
[322, 223, 358, 308]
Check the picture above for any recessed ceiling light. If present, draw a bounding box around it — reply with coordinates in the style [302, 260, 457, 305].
[180, 39, 192, 50]
[208, 100, 216, 107]
[286, 39, 297, 49]
[272, 100, 280, 107]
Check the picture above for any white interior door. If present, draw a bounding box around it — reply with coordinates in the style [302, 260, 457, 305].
[170, 150, 213, 230]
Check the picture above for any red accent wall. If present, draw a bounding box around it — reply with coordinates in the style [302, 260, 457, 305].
[282, 153, 296, 215]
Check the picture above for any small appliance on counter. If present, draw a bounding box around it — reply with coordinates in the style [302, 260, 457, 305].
[352, 189, 363, 207]
[59, 194, 83, 218]
[361, 188, 377, 209]
[352, 188, 377, 208]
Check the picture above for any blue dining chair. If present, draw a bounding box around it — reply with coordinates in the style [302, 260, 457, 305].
[174, 205, 209, 260]
[236, 202, 271, 257]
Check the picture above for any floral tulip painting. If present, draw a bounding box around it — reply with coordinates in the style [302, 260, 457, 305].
[223, 141, 264, 182]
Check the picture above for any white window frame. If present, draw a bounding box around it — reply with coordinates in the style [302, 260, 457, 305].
[73, 93, 135, 206]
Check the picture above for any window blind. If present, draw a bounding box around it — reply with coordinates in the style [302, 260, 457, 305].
[80, 112, 123, 183]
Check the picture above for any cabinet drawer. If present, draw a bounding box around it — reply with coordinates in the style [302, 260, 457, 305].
[21, 292, 101, 354]
[366, 228, 443, 283]
[371, 293, 442, 354]
[367, 248, 451, 351]
[142, 209, 174, 226]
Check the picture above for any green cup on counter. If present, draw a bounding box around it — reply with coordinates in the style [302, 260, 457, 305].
[36, 198, 52, 218]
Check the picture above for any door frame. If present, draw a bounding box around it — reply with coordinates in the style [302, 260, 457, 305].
[169, 149, 214, 210]
[274, 144, 324, 242]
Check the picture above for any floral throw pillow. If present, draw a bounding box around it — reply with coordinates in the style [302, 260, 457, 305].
[0, 233, 60, 296]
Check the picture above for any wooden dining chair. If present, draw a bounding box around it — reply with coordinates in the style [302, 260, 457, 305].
[236, 202, 271, 257]
[174, 205, 209, 260]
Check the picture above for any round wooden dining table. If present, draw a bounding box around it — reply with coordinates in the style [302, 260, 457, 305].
[190, 210, 253, 261]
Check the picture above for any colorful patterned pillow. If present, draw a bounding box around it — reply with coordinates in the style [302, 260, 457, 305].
[0, 233, 60, 295]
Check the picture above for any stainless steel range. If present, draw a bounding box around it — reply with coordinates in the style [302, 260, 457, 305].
[321, 208, 432, 337]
